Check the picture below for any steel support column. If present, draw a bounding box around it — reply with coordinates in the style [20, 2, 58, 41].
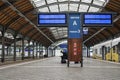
[9, 46, 11, 56]
[53, 48, 56, 57]
[39, 43, 41, 58]
[36, 42, 38, 58]
[51, 49, 53, 57]
[88, 47, 90, 58]
[13, 35, 17, 61]
[28, 40, 31, 58]
[46, 48, 48, 57]
[41, 45, 44, 58]
[1, 29, 5, 63]
[7, 46, 9, 56]
[87, 47, 89, 57]
[32, 41, 35, 59]
[53, 49, 55, 56]
[22, 38, 24, 60]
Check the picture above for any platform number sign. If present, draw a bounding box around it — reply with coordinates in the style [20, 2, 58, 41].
[68, 13, 81, 38]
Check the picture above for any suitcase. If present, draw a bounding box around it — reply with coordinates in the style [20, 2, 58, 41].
[61, 59, 66, 63]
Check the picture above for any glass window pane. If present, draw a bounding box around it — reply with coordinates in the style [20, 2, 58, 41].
[47, 0, 57, 4]
[59, 33, 63, 37]
[79, 4, 89, 12]
[59, 4, 68, 11]
[58, 0, 68, 2]
[52, 30, 57, 33]
[88, 6, 100, 12]
[81, 0, 92, 3]
[55, 37, 59, 39]
[49, 27, 56, 30]
[93, 0, 105, 6]
[53, 34, 58, 37]
[54, 35, 59, 37]
[34, 0, 46, 7]
[58, 28, 63, 31]
[70, 0, 80, 1]
[38, 7, 49, 12]
[58, 31, 63, 33]
[63, 30, 67, 32]
[49, 5, 58, 12]
[63, 34, 67, 37]
[70, 3, 78, 11]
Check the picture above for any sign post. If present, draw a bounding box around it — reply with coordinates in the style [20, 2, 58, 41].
[68, 13, 83, 67]
[37, 12, 113, 67]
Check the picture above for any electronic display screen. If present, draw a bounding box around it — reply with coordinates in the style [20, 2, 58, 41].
[38, 13, 67, 27]
[83, 13, 113, 27]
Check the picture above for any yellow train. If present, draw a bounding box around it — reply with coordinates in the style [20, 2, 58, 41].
[92, 37, 120, 62]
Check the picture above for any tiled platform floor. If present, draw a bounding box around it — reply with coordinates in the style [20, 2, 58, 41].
[0, 57, 120, 80]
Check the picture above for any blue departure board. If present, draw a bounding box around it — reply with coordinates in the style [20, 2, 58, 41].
[38, 13, 67, 27]
[83, 13, 113, 27]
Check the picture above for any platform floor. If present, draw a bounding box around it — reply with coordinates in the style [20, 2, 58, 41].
[0, 57, 120, 80]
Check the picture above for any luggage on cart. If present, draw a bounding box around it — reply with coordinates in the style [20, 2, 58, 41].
[61, 59, 66, 63]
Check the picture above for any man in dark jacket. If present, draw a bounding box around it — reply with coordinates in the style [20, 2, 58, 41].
[60, 50, 67, 63]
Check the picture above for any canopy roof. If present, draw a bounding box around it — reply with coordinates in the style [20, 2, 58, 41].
[0, 0, 120, 47]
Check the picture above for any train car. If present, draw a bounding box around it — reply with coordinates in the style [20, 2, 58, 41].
[109, 37, 120, 62]
[92, 37, 120, 62]
[92, 40, 112, 60]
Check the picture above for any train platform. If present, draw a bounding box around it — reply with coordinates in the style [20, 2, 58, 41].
[0, 58, 42, 66]
[0, 57, 120, 80]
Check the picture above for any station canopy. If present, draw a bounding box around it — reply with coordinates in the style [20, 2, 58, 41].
[31, 0, 108, 39]
[0, 0, 120, 47]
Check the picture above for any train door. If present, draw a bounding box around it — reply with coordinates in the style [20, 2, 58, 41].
[102, 46, 107, 60]
[117, 42, 120, 54]
[117, 42, 120, 62]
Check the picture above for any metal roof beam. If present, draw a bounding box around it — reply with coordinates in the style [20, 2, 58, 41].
[104, 29, 114, 38]
[0, 2, 9, 11]
[114, 23, 120, 33]
[24, 27, 35, 37]
[87, 0, 94, 12]
[2, 0, 54, 44]
[17, 22, 29, 32]
[57, 0, 60, 12]
[30, 31, 39, 39]
[83, 14, 120, 44]
[83, 27, 106, 43]
[77, 0, 81, 12]
[92, 28, 108, 39]
[45, 0, 51, 12]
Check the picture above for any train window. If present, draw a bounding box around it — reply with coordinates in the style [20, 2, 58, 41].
[100, 48, 102, 54]
[95, 49, 97, 54]
[107, 47, 110, 53]
[105, 47, 107, 55]
[117, 43, 120, 54]
[113, 46, 116, 53]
